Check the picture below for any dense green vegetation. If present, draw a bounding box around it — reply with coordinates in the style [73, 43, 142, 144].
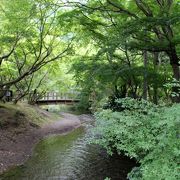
[92, 99, 180, 179]
[0, 0, 75, 104]
[1, 0, 180, 104]
[0, 0, 180, 179]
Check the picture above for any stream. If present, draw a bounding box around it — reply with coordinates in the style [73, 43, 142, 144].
[0, 113, 136, 180]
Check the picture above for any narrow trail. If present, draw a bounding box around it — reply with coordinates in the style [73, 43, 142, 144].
[40, 112, 81, 135]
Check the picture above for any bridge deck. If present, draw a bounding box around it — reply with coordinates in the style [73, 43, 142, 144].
[35, 92, 81, 105]
[36, 99, 80, 105]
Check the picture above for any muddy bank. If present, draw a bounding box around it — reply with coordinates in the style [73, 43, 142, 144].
[0, 112, 91, 174]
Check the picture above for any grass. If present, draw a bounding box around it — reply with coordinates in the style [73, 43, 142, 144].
[0, 102, 60, 129]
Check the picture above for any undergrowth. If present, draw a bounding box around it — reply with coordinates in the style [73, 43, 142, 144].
[91, 98, 180, 180]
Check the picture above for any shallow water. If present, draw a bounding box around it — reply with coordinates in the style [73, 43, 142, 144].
[0, 123, 135, 180]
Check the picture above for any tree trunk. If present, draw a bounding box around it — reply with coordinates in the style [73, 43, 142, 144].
[143, 51, 148, 100]
[13, 93, 27, 104]
[171, 63, 180, 103]
[172, 63, 180, 81]
[153, 52, 159, 104]
[166, 47, 180, 80]
[167, 48, 180, 102]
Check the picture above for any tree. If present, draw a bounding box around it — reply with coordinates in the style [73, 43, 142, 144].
[105, 0, 180, 101]
[67, 0, 180, 102]
[0, 0, 72, 101]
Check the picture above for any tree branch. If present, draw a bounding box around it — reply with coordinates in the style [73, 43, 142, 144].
[0, 36, 19, 66]
[107, 0, 138, 18]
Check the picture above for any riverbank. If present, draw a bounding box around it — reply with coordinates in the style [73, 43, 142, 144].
[0, 103, 87, 174]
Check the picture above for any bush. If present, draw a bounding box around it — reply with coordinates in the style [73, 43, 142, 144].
[91, 98, 180, 179]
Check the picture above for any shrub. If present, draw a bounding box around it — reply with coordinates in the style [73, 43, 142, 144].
[91, 98, 180, 179]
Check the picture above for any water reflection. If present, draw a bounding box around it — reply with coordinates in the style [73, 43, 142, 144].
[0, 123, 135, 180]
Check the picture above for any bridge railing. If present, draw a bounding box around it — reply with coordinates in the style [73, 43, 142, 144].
[39, 91, 80, 101]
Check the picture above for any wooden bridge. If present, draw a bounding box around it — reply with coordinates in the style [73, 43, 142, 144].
[36, 92, 80, 105]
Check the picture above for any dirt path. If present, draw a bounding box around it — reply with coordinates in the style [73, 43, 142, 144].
[0, 113, 83, 174]
[40, 112, 81, 136]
